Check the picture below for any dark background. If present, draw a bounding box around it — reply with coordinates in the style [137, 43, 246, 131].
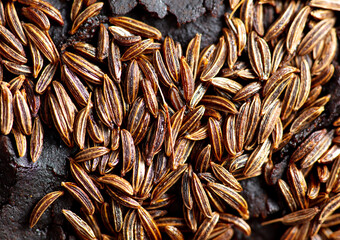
[0, 0, 340, 239]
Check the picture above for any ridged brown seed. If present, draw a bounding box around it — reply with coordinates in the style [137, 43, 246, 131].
[109, 16, 162, 40]
[163, 36, 180, 83]
[132, 148, 145, 194]
[108, 39, 122, 83]
[165, 106, 185, 157]
[180, 56, 194, 102]
[233, 82, 261, 102]
[87, 113, 104, 144]
[145, 110, 166, 165]
[93, 87, 113, 129]
[232, 17, 247, 56]
[151, 164, 187, 204]
[240, 0, 253, 34]
[224, 114, 237, 156]
[70, 161, 104, 203]
[244, 94, 261, 150]
[103, 74, 123, 127]
[181, 165, 193, 210]
[29, 191, 64, 228]
[211, 162, 242, 192]
[153, 49, 173, 88]
[244, 138, 271, 177]
[124, 59, 140, 104]
[310, 0, 340, 10]
[122, 209, 136, 240]
[186, 33, 201, 79]
[310, 193, 340, 236]
[0, 39, 27, 64]
[286, 6, 311, 54]
[121, 39, 153, 61]
[23, 23, 59, 63]
[291, 129, 327, 163]
[235, 102, 249, 152]
[278, 179, 298, 212]
[222, 28, 237, 69]
[62, 209, 96, 240]
[141, 78, 158, 118]
[36, 63, 58, 94]
[121, 129, 136, 177]
[48, 92, 72, 147]
[200, 36, 227, 81]
[12, 124, 26, 157]
[30, 116, 43, 163]
[253, 2, 264, 36]
[5, 1, 27, 45]
[13, 90, 32, 136]
[164, 225, 184, 240]
[98, 174, 134, 196]
[295, 59, 311, 110]
[219, 213, 251, 236]
[197, 44, 215, 77]
[263, 1, 295, 42]
[61, 65, 89, 107]
[200, 95, 237, 114]
[28, 39, 43, 78]
[138, 161, 155, 198]
[70, 2, 103, 34]
[70, 0, 82, 21]
[170, 138, 195, 170]
[287, 164, 307, 209]
[263, 66, 299, 96]
[191, 172, 212, 218]
[52, 80, 77, 131]
[272, 118, 283, 150]
[300, 130, 334, 169]
[99, 201, 115, 233]
[0, 84, 13, 135]
[73, 98, 91, 149]
[208, 117, 223, 161]
[189, 82, 209, 109]
[298, 18, 335, 56]
[263, 207, 319, 226]
[137, 56, 158, 93]
[319, 144, 340, 164]
[62, 51, 104, 84]
[61, 182, 95, 215]
[138, 207, 162, 240]
[207, 182, 249, 219]
[97, 23, 109, 61]
[106, 186, 141, 209]
[290, 106, 324, 134]
[22, 7, 50, 30]
[179, 105, 205, 136]
[193, 212, 219, 240]
[312, 28, 337, 74]
[108, 26, 141, 46]
[258, 99, 281, 144]
[185, 124, 208, 141]
[326, 156, 340, 193]
[311, 63, 334, 88]
[0, 25, 25, 55]
[2, 60, 32, 76]
[211, 77, 242, 94]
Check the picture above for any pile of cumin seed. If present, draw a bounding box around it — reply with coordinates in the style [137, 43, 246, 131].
[1, 0, 340, 239]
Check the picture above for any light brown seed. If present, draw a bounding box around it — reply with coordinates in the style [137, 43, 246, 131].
[13, 90, 32, 136]
[263, 1, 295, 42]
[240, 0, 253, 34]
[22, 7, 50, 31]
[244, 138, 271, 177]
[310, 0, 340, 11]
[97, 23, 109, 61]
[219, 213, 251, 236]
[211, 162, 242, 192]
[62, 51, 104, 84]
[138, 207, 162, 240]
[287, 164, 307, 209]
[109, 16, 162, 40]
[298, 18, 335, 56]
[12, 124, 27, 157]
[163, 36, 180, 83]
[186, 33, 201, 79]
[5, 1, 27, 45]
[98, 174, 134, 196]
[258, 100, 281, 144]
[108, 26, 141, 46]
[0, 84, 13, 135]
[29, 191, 64, 228]
[121, 39, 153, 61]
[103, 74, 123, 126]
[73, 99, 91, 149]
[290, 106, 324, 134]
[30, 116, 43, 163]
[193, 212, 219, 240]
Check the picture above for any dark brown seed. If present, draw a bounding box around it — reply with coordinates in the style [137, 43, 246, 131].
[121, 129, 136, 176]
[62, 209, 96, 240]
[5, 1, 27, 45]
[29, 191, 64, 228]
[108, 39, 122, 83]
[0, 84, 14, 135]
[98, 174, 134, 196]
[103, 74, 123, 127]
[200, 95, 237, 114]
[180, 56, 195, 102]
[22, 7, 50, 30]
[0, 25, 25, 55]
[186, 33, 201, 79]
[36, 63, 58, 94]
[121, 39, 153, 61]
[211, 162, 242, 192]
[138, 207, 162, 240]
[70, 161, 104, 203]
[208, 117, 223, 161]
[97, 23, 109, 61]
[30, 116, 43, 163]
[192, 172, 212, 218]
[124, 59, 140, 104]
[2, 60, 32, 76]
[219, 213, 251, 236]
[153, 49, 173, 88]
[13, 90, 32, 136]
[61, 182, 95, 215]
[70, 2, 104, 35]
[108, 26, 141, 46]
[163, 36, 180, 83]
[193, 212, 219, 240]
